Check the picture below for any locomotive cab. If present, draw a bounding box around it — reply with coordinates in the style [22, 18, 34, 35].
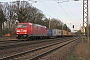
[16, 23, 29, 39]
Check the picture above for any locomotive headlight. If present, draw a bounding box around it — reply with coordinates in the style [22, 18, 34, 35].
[16, 33, 19, 34]
[23, 30, 27, 32]
[17, 30, 20, 32]
[24, 33, 27, 34]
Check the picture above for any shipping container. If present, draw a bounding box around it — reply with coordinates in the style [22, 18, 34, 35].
[68, 32, 71, 35]
[66, 31, 68, 35]
[65, 31, 67, 35]
[47, 28, 52, 36]
[62, 30, 65, 35]
[57, 30, 62, 36]
[52, 29, 58, 36]
[61, 30, 63, 36]
[52, 29, 62, 37]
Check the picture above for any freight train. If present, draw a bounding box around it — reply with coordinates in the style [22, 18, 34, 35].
[16, 22, 74, 39]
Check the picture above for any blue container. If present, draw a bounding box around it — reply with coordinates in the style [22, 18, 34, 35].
[47, 28, 52, 36]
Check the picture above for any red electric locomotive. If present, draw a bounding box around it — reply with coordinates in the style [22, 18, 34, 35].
[16, 23, 48, 39]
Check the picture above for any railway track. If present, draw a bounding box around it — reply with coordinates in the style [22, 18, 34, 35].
[0, 37, 71, 58]
[0, 37, 70, 50]
[0, 37, 78, 60]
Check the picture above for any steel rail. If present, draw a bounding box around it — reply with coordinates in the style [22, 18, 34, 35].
[0, 39, 73, 60]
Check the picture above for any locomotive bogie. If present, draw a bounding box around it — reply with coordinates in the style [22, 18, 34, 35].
[16, 34, 28, 39]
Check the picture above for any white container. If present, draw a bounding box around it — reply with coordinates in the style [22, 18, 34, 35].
[52, 29, 57, 36]
[57, 30, 62, 35]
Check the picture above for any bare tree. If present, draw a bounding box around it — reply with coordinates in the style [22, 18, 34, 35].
[0, 3, 7, 36]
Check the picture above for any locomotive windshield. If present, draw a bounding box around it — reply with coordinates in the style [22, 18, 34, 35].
[17, 24, 27, 28]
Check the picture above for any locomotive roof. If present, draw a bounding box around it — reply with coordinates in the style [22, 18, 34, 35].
[18, 23, 46, 28]
[34, 24, 46, 28]
[18, 22, 32, 25]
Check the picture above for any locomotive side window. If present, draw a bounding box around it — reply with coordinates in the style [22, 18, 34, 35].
[17, 24, 27, 28]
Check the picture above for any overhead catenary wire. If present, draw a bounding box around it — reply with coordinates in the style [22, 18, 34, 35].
[29, 0, 54, 18]
[38, 0, 60, 19]
[66, 3, 74, 20]
[40, 0, 59, 15]
[57, 0, 69, 3]
[30, 0, 73, 20]
[55, 0, 73, 21]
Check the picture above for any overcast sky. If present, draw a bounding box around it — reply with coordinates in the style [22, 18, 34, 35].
[0, 0, 90, 32]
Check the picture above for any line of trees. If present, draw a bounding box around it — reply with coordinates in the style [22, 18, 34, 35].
[0, 1, 71, 37]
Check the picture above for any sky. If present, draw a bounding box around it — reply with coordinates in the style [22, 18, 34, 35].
[0, 0, 90, 32]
